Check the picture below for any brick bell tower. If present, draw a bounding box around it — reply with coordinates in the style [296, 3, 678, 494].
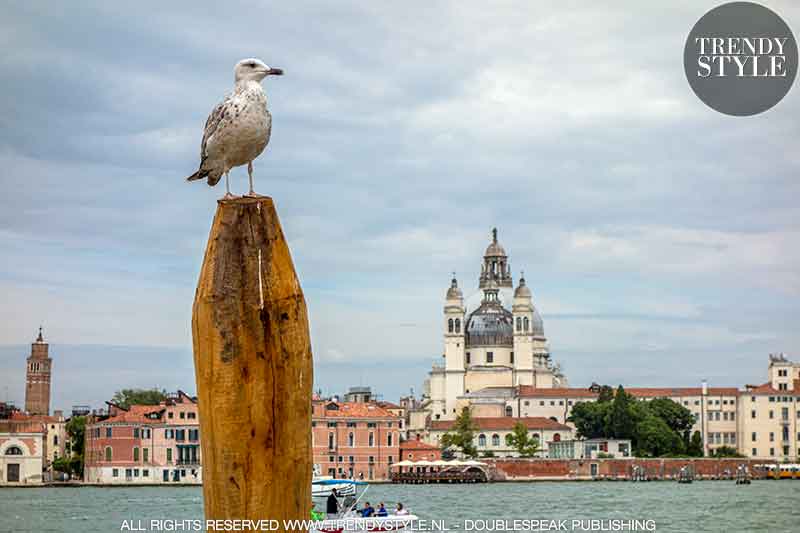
[25, 327, 52, 416]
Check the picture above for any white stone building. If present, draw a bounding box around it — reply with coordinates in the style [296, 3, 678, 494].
[425, 229, 567, 423]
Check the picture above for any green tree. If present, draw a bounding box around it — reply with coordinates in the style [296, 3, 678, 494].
[634, 415, 683, 457]
[506, 422, 543, 457]
[64, 415, 87, 476]
[440, 407, 478, 458]
[111, 388, 167, 409]
[597, 385, 615, 403]
[687, 430, 704, 457]
[711, 446, 743, 458]
[647, 398, 695, 434]
[568, 401, 609, 439]
[608, 386, 636, 440]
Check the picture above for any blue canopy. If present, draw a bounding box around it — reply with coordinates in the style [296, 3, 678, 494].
[311, 479, 368, 486]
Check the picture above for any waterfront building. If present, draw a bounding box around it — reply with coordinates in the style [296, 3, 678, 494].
[399, 438, 442, 462]
[25, 327, 52, 416]
[0, 420, 46, 485]
[548, 438, 632, 459]
[739, 353, 800, 460]
[425, 229, 567, 425]
[84, 391, 202, 484]
[428, 416, 573, 458]
[312, 398, 400, 481]
[9, 411, 68, 474]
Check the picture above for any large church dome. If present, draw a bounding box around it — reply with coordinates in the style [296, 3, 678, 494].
[465, 281, 513, 347]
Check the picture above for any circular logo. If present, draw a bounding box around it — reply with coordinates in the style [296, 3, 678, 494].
[684, 1, 797, 116]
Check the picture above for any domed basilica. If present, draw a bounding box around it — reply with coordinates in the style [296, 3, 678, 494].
[426, 229, 567, 421]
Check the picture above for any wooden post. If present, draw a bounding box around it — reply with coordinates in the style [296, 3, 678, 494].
[192, 196, 312, 526]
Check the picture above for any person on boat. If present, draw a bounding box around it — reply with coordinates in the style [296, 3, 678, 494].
[395, 503, 409, 516]
[326, 489, 340, 518]
[376, 503, 388, 517]
[361, 502, 375, 517]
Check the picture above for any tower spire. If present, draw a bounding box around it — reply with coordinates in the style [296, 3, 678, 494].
[36, 325, 44, 343]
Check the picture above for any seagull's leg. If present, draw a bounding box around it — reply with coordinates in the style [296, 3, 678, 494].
[246, 161, 256, 197]
[223, 171, 235, 199]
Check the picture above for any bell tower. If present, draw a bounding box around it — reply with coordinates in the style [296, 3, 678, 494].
[25, 327, 52, 416]
[443, 275, 466, 418]
[479, 228, 513, 289]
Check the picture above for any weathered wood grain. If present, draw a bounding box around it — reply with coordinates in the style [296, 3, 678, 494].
[192, 196, 312, 527]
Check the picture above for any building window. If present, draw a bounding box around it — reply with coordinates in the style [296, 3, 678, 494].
[752, 432, 757, 442]
[348, 433, 355, 447]
[751, 410, 756, 419]
[168, 412, 173, 419]
[327, 422, 338, 428]
[478, 434, 487, 447]
[387, 434, 393, 446]
[505, 405, 513, 417]
[347, 422, 357, 428]
[133, 447, 140, 461]
[328, 433, 335, 450]
[369, 433, 375, 447]
[112, 468, 119, 478]
[448, 319, 454, 333]
[455, 319, 461, 333]
[143, 448, 149, 462]
[143, 469, 149, 477]
[105, 447, 112, 462]
[486, 352, 494, 363]
[752, 448, 757, 456]
[770, 432, 774, 442]
[510, 352, 514, 364]
[769, 410, 774, 419]
[167, 448, 172, 462]
[491, 434, 500, 446]
[466, 353, 471, 364]
[770, 448, 775, 456]
[106, 427, 112, 438]
[516, 317, 521, 331]
[524, 401, 530, 406]
[188, 412, 196, 419]
[133, 428, 140, 439]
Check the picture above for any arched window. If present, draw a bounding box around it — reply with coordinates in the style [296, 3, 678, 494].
[369, 433, 374, 447]
[553, 433, 561, 442]
[491, 434, 500, 446]
[455, 319, 461, 333]
[516, 317, 521, 331]
[4, 446, 23, 456]
[523, 317, 529, 332]
[348, 432, 354, 447]
[448, 319, 454, 333]
[505, 405, 513, 417]
[478, 434, 487, 447]
[328, 433, 334, 450]
[532, 433, 540, 441]
[105, 446, 112, 462]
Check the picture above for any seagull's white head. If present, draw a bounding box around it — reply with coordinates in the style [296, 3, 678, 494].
[234, 58, 284, 83]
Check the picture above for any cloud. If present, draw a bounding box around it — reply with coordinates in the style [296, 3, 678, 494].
[0, 1, 799, 406]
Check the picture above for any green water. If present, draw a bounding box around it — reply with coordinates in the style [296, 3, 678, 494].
[1, 481, 798, 533]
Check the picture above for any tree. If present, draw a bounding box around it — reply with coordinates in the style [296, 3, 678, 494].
[111, 388, 167, 409]
[634, 415, 683, 457]
[65, 415, 87, 476]
[687, 430, 704, 457]
[506, 422, 542, 457]
[711, 446, 743, 458]
[608, 386, 636, 440]
[568, 401, 609, 439]
[440, 407, 478, 458]
[647, 398, 695, 434]
[597, 385, 615, 403]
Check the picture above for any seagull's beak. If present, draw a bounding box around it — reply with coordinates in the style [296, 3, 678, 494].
[267, 67, 284, 76]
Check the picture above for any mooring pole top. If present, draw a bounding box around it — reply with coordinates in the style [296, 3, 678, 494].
[217, 194, 274, 205]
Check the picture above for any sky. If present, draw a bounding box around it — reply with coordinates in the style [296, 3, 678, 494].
[1, 1, 799, 412]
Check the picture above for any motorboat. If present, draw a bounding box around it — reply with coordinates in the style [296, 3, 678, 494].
[311, 479, 419, 533]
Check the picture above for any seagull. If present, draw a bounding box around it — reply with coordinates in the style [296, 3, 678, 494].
[186, 58, 283, 197]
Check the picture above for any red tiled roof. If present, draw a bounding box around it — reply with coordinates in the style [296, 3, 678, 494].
[102, 405, 165, 424]
[315, 401, 397, 419]
[0, 420, 46, 434]
[431, 417, 570, 431]
[627, 387, 740, 398]
[400, 440, 440, 451]
[9, 413, 63, 423]
[744, 382, 800, 395]
[518, 386, 598, 398]
[517, 385, 740, 399]
[377, 401, 402, 410]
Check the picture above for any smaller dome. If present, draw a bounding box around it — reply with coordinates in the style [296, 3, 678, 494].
[530, 308, 545, 336]
[484, 227, 507, 257]
[446, 276, 463, 300]
[514, 276, 531, 299]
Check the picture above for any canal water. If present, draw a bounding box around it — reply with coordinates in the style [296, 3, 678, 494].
[1, 481, 799, 532]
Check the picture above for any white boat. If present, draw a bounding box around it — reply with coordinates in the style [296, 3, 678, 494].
[311, 476, 357, 497]
[311, 479, 418, 533]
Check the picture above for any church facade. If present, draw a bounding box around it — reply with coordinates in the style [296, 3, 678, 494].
[426, 229, 567, 422]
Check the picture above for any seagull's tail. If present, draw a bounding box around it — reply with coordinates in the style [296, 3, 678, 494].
[186, 167, 223, 186]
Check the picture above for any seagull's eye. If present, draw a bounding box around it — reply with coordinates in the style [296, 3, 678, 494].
[249, 62, 257, 68]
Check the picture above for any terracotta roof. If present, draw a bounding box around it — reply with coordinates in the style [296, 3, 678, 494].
[400, 440, 440, 451]
[9, 413, 63, 424]
[517, 385, 740, 399]
[431, 417, 571, 432]
[102, 405, 165, 424]
[518, 386, 598, 398]
[627, 387, 740, 398]
[315, 401, 397, 419]
[0, 420, 46, 434]
[744, 382, 799, 395]
[377, 401, 402, 410]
